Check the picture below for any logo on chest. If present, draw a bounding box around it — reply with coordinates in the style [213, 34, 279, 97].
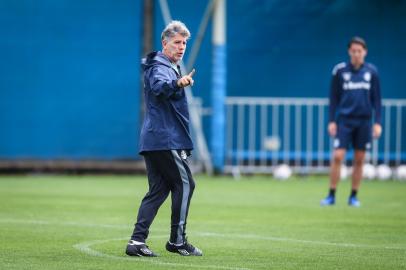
[342, 72, 351, 81]
[363, 72, 371, 82]
[342, 71, 371, 91]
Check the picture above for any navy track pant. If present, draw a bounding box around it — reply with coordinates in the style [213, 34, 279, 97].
[131, 150, 195, 244]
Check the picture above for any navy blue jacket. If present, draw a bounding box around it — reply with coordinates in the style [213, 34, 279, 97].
[139, 51, 193, 154]
[329, 62, 382, 124]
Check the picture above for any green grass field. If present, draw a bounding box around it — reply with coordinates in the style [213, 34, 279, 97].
[0, 175, 405, 270]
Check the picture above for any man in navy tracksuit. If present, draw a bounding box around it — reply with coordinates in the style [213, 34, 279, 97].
[125, 21, 202, 257]
[321, 37, 382, 207]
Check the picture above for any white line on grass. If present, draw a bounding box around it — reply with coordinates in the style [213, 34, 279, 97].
[73, 237, 251, 270]
[2, 218, 405, 251]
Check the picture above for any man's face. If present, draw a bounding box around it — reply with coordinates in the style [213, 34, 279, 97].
[162, 33, 187, 63]
[348, 43, 367, 67]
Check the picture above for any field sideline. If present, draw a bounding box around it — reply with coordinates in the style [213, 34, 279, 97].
[0, 175, 405, 270]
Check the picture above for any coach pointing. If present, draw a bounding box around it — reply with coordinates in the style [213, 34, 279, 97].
[126, 21, 202, 257]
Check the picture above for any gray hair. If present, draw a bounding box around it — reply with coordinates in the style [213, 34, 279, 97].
[161, 20, 191, 41]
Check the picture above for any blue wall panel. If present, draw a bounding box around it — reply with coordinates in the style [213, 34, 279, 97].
[227, 0, 406, 99]
[1, 0, 404, 160]
[0, 0, 142, 159]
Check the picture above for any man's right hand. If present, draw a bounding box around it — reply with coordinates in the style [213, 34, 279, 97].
[328, 122, 337, 137]
[177, 69, 195, 88]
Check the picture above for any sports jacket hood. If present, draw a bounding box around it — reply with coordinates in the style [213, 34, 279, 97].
[142, 51, 173, 71]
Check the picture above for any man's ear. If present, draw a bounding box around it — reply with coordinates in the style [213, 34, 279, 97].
[162, 39, 167, 48]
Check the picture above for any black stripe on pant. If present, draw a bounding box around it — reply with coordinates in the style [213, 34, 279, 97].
[131, 150, 195, 244]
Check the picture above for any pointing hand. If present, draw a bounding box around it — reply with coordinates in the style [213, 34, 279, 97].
[177, 68, 196, 88]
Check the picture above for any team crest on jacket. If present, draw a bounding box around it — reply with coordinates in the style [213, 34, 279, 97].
[342, 72, 351, 81]
[364, 72, 371, 82]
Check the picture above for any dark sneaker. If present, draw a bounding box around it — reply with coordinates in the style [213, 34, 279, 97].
[126, 240, 158, 257]
[166, 239, 203, 256]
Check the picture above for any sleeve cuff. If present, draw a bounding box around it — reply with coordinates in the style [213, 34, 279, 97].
[171, 80, 181, 91]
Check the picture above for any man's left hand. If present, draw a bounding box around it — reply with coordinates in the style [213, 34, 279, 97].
[373, 123, 382, 139]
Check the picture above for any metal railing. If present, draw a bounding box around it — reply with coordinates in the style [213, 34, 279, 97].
[224, 97, 406, 175]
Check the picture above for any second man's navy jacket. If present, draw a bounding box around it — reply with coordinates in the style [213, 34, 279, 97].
[139, 51, 193, 154]
[329, 61, 382, 124]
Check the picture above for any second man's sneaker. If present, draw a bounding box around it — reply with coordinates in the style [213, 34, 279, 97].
[126, 240, 158, 257]
[320, 195, 335, 206]
[348, 196, 361, 207]
[166, 239, 203, 256]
